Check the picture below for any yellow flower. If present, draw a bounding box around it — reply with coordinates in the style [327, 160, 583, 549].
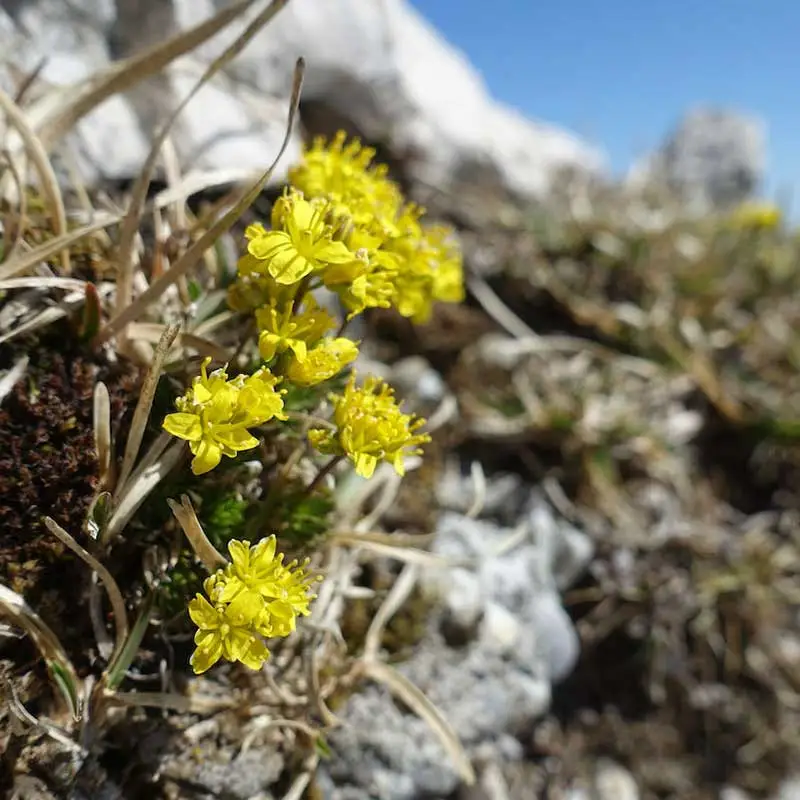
[289, 131, 403, 229]
[728, 201, 782, 231]
[187, 537, 320, 674]
[285, 337, 359, 386]
[163, 358, 286, 475]
[228, 251, 295, 313]
[308, 373, 430, 478]
[255, 296, 335, 362]
[246, 191, 354, 285]
[258, 556, 318, 637]
[323, 226, 400, 318]
[188, 580, 269, 674]
[385, 218, 465, 324]
[426, 225, 466, 304]
[238, 367, 288, 423]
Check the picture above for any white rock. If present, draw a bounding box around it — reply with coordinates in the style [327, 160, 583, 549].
[527, 591, 581, 682]
[390, 356, 447, 406]
[773, 776, 800, 800]
[528, 496, 594, 590]
[628, 108, 765, 212]
[593, 760, 639, 800]
[440, 567, 485, 635]
[480, 601, 521, 656]
[720, 788, 753, 800]
[1, 0, 603, 200]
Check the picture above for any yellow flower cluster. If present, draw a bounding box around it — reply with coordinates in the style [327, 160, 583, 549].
[309, 373, 431, 479]
[188, 536, 319, 673]
[286, 131, 465, 324]
[163, 357, 286, 475]
[162, 134, 460, 673]
[727, 201, 782, 231]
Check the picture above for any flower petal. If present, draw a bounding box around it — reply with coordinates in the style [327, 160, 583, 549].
[248, 230, 292, 260]
[189, 438, 223, 475]
[163, 412, 202, 442]
[222, 626, 255, 663]
[239, 637, 270, 671]
[353, 453, 378, 479]
[315, 239, 355, 265]
[191, 634, 223, 674]
[227, 540, 250, 572]
[213, 427, 260, 453]
[188, 594, 220, 630]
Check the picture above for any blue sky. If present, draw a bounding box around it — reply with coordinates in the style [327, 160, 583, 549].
[409, 0, 800, 203]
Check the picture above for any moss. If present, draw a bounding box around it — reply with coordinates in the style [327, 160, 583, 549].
[0, 324, 140, 652]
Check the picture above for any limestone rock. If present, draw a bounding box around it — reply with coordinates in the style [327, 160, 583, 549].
[629, 108, 766, 212]
[0, 0, 603, 200]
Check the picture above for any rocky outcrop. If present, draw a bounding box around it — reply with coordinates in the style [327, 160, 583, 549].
[628, 108, 766, 211]
[0, 0, 605, 200]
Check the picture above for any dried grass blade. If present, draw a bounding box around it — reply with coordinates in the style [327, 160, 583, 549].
[103, 441, 185, 544]
[360, 660, 475, 786]
[106, 690, 234, 713]
[192, 309, 237, 337]
[115, 323, 180, 495]
[43, 517, 129, 663]
[124, 430, 172, 486]
[115, 0, 289, 320]
[330, 535, 464, 569]
[167, 494, 227, 572]
[127, 321, 230, 361]
[363, 564, 420, 661]
[0, 148, 27, 262]
[0, 297, 91, 345]
[0, 583, 82, 720]
[93, 381, 112, 488]
[95, 56, 305, 342]
[153, 167, 262, 209]
[282, 757, 319, 800]
[0, 355, 28, 405]
[0, 276, 90, 291]
[0, 212, 122, 281]
[34, 0, 282, 149]
[0, 88, 69, 272]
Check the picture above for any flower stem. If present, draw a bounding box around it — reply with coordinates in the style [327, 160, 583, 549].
[305, 455, 343, 495]
[291, 275, 312, 314]
[335, 317, 350, 338]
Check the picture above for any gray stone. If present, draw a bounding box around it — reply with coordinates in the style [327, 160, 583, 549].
[431, 510, 587, 681]
[592, 760, 639, 800]
[324, 685, 462, 800]
[155, 743, 285, 799]
[436, 468, 527, 525]
[720, 788, 754, 800]
[773, 776, 800, 800]
[439, 566, 485, 639]
[325, 625, 550, 799]
[629, 108, 765, 212]
[390, 356, 447, 407]
[325, 509, 572, 799]
[527, 494, 594, 590]
[0, 0, 603, 201]
[526, 590, 581, 682]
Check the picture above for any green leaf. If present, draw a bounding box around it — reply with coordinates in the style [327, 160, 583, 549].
[315, 735, 332, 760]
[49, 660, 82, 721]
[77, 282, 102, 341]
